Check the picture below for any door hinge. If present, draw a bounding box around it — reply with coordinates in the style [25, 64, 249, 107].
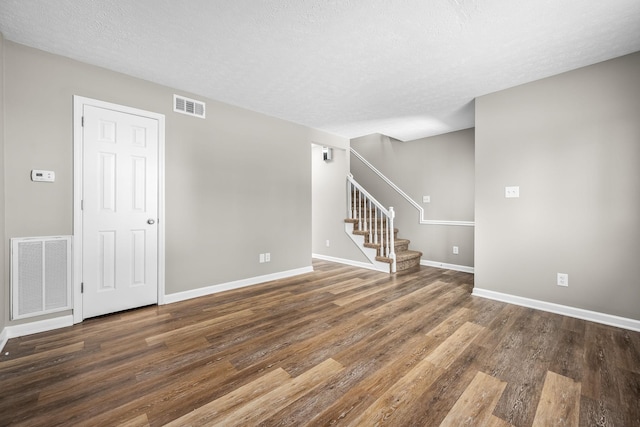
[81, 282, 84, 293]
[81, 116, 84, 127]
[81, 200, 83, 210]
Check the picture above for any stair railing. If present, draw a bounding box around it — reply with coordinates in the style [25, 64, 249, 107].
[347, 174, 396, 272]
[351, 147, 474, 227]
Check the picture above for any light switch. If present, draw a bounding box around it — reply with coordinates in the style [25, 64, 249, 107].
[505, 186, 519, 198]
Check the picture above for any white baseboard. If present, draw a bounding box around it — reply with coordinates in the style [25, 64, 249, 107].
[164, 266, 314, 304]
[0, 315, 75, 352]
[313, 254, 475, 274]
[421, 259, 474, 274]
[312, 253, 388, 272]
[342, 225, 392, 272]
[0, 267, 315, 351]
[0, 327, 8, 353]
[472, 288, 640, 332]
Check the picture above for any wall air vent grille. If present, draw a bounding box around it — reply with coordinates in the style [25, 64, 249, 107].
[174, 94, 206, 118]
[11, 236, 72, 320]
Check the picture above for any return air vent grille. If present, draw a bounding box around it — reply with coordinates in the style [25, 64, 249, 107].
[11, 236, 72, 320]
[174, 94, 206, 118]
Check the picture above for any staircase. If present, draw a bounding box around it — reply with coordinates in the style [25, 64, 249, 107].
[345, 175, 422, 273]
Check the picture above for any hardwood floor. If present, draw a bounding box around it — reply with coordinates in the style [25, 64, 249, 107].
[1, 260, 639, 426]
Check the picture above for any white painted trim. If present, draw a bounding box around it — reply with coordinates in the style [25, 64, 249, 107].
[343, 223, 392, 273]
[0, 328, 8, 353]
[312, 253, 388, 272]
[1, 316, 74, 350]
[73, 96, 166, 321]
[313, 254, 475, 275]
[73, 97, 83, 323]
[472, 288, 640, 332]
[350, 148, 474, 227]
[164, 266, 314, 305]
[420, 260, 475, 273]
[157, 107, 167, 306]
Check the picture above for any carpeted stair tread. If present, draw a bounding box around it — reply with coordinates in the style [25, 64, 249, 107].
[364, 238, 409, 250]
[395, 250, 422, 261]
[352, 228, 398, 237]
[346, 208, 421, 272]
[376, 250, 422, 263]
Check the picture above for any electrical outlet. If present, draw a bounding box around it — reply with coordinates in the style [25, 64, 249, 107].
[422, 195, 431, 203]
[453, 246, 459, 255]
[259, 253, 265, 263]
[505, 186, 520, 198]
[265, 253, 271, 262]
[557, 273, 568, 287]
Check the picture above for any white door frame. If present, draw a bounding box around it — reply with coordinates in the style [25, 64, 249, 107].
[73, 96, 166, 324]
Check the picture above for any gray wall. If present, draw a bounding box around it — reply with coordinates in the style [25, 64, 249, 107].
[350, 130, 475, 267]
[0, 32, 6, 333]
[311, 143, 368, 263]
[475, 52, 640, 321]
[2, 40, 326, 327]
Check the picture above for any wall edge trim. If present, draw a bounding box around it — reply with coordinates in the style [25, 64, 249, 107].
[350, 148, 474, 227]
[420, 260, 475, 273]
[163, 266, 314, 304]
[312, 253, 387, 272]
[0, 328, 8, 353]
[472, 287, 640, 332]
[2, 315, 74, 348]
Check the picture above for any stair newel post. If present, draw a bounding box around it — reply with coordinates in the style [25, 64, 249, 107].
[389, 207, 396, 272]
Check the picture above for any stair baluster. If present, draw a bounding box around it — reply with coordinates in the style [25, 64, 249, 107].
[373, 204, 378, 247]
[388, 207, 396, 271]
[345, 175, 421, 273]
[346, 174, 397, 272]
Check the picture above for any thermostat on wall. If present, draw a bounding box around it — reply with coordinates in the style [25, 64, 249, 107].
[31, 170, 55, 182]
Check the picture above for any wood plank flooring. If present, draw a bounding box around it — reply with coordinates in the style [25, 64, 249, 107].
[1, 260, 639, 426]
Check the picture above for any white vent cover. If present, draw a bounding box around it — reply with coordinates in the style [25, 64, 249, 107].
[174, 94, 206, 118]
[11, 236, 72, 320]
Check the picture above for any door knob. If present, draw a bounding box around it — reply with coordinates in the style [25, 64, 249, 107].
[147, 219, 155, 225]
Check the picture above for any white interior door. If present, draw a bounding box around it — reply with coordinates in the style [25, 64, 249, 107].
[81, 105, 159, 319]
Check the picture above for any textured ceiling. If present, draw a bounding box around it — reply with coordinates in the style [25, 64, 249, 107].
[1, 0, 639, 141]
